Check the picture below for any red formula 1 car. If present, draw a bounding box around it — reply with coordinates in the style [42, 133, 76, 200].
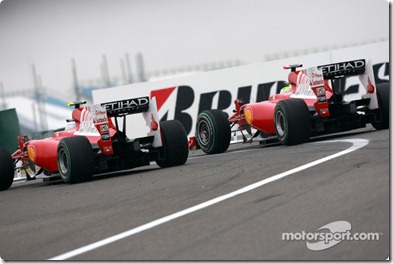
[0, 96, 189, 191]
[192, 59, 389, 154]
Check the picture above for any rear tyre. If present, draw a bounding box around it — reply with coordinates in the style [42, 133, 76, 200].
[0, 148, 14, 191]
[274, 99, 311, 145]
[372, 82, 389, 130]
[195, 109, 231, 154]
[57, 136, 95, 184]
[156, 120, 189, 168]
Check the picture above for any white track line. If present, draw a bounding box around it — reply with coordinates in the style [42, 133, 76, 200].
[49, 139, 368, 260]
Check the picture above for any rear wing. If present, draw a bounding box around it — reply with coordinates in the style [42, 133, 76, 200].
[101, 96, 150, 117]
[95, 96, 163, 148]
[317, 59, 365, 79]
[317, 58, 378, 110]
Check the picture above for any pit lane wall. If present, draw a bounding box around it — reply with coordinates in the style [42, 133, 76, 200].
[92, 41, 389, 139]
[0, 108, 21, 153]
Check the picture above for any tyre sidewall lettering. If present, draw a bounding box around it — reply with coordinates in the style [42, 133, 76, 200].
[275, 104, 288, 144]
[197, 113, 216, 153]
[58, 142, 71, 182]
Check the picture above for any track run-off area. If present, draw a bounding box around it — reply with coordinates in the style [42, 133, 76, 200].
[0, 126, 389, 260]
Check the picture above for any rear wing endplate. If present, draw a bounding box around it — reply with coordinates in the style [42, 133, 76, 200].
[317, 59, 366, 79]
[101, 96, 150, 117]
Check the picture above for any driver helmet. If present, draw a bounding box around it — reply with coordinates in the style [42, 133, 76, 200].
[65, 121, 76, 132]
[280, 82, 293, 94]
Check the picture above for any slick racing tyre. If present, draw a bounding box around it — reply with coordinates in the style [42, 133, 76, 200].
[274, 99, 311, 145]
[57, 136, 95, 184]
[0, 148, 14, 191]
[196, 109, 231, 154]
[156, 120, 189, 168]
[372, 82, 389, 130]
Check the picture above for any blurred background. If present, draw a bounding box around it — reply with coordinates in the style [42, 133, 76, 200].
[0, 0, 389, 133]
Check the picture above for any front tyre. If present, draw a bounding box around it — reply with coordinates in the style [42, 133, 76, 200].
[156, 120, 189, 168]
[196, 109, 231, 154]
[0, 148, 14, 191]
[372, 82, 389, 130]
[274, 99, 311, 145]
[57, 136, 95, 184]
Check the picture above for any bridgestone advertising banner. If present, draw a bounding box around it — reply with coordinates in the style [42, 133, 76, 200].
[93, 41, 389, 138]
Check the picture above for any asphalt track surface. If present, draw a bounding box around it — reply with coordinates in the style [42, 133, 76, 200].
[0, 126, 389, 261]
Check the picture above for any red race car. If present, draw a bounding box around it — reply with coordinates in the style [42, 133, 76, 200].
[192, 59, 389, 154]
[0, 96, 189, 191]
